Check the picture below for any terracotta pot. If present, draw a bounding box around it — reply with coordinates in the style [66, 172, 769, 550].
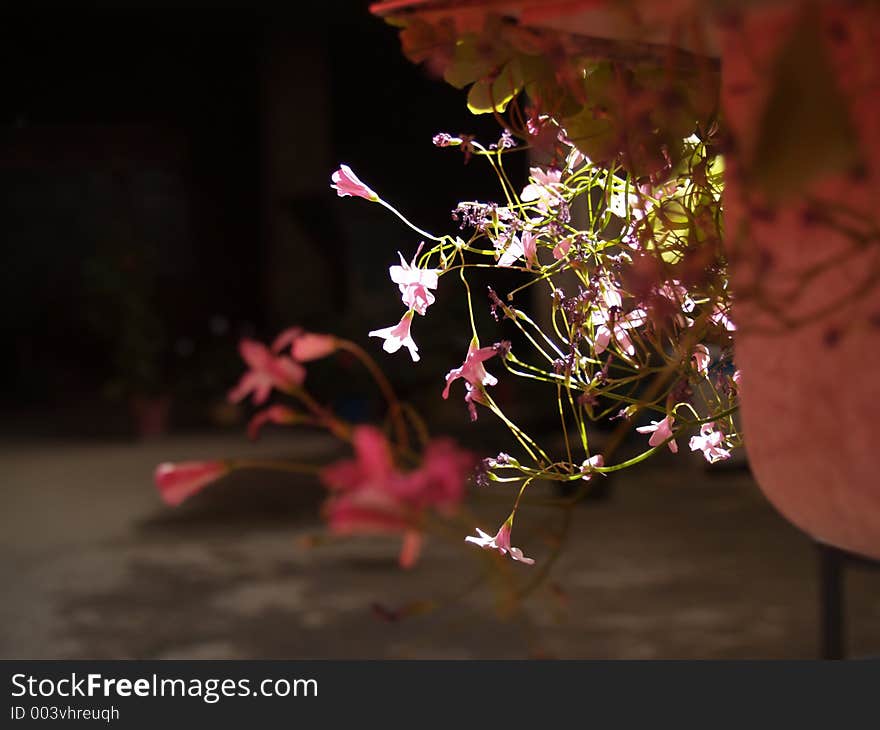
[721, 3, 880, 559]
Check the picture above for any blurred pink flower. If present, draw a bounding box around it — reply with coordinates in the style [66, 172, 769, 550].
[271, 327, 337, 362]
[331, 164, 378, 201]
[466, 522, 535, 565]
[442, 340, 499, 421]
[636, 415, 678, 453]
[369, 310, 420, 362]
[247, 404, 304, 440]
[154, 461, 227, 506]
[227, 339, 305, 405]
[692, 344, 710, 376]
[389, 248, 440, 316]
[320, 426, 471, 568]
[292, 333, 337, 362]
[688, 423, 731, 463]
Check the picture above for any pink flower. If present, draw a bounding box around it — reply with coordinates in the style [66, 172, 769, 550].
[521, 231, 538, 268]
[320, 426, 471, 569]
[521, 166, 563, 210]
[591, 308, 647, 357]
[331, 164, 378, 201]
[155, 461, 228, 506]
[247, 405, 304, 440]
[636, 415, 678, 453]
[466, 522, 535, 565]
[656, 281, 696, 313]
[402, 438, 476, 513]
[688, 423, 731, 464]
[580, 454, 605, 481]
[442, 339, 499, 421]
[292, 333, 337, 361]
[228, 339, 305, 405]
[692, 344, 710, 376]
[552, 237, 572, 260]
[369, 310, 420, 362]
[389, 247, 439, 316]
[732, 369, 742, 386]
[710, 303, 736, 332]
[271, 327, 337, 362]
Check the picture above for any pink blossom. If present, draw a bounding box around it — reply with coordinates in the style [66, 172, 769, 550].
[732, 369, 742, 386]
[442, 339, 499, 421]
[497, 233, 524, 267]
[227, 339, 305, 405]
[552, 237, 572, 260]
[331, 164, 378, 201]
[521, 166, 563, 210]
[636, 415, 678, 453]
[710, 303, 736, 332]
[389, 248, 440, 316]
[292, 333, 337, 361]
[466, 523, 535, 565]
[580, 454, 605, 481]
[521, 230, 538, 268]
[692, 344, 710, 376]
[271, 327, 337, 362]
[154, 461, 228, 506]
[320, 426, 471, 568]
[247, 404, 304, 440]
[688, 423, 731, 464]
[592, 308, 647, 357]
[369, 310, 420, 362]
[655, 280, 696, 313]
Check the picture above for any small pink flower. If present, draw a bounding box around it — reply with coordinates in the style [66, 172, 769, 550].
[320, 426, 471, 569]
[271, 327, 337, 362]
[442, 339, 499, 421]
[331, 164, 378, 201]
[521, 166, 563, 210]
[292, 333, 337, 361]
[592, 308, 647, 357]
[691, 344, 710, 376]
[466, 522, 535, 565]
[656, 281, 696, 313]
[389, 247, 440, 316]
[710, 303, 736, 332]
[247, 405, 305, 440]
[552, 237, 572, 260]
[688, 423, 731, 464]
[732, 369, 742, 386]
[580, 454, 605, 481]
[636, 415, 678, 453]
[369, 310, 420, 362]
[227, 339, 305, 405]
[521, 230, 538, 268]
[155, 461, 228, 506]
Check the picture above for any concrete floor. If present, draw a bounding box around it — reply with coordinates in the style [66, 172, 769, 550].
[2, 432, 879, 659]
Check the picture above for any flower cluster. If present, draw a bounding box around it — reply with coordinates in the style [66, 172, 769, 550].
[326, 117, 739, 566]
[155, 324, 474, 568]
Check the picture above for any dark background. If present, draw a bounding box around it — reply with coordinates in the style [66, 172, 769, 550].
[0, 5, 516, 439]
